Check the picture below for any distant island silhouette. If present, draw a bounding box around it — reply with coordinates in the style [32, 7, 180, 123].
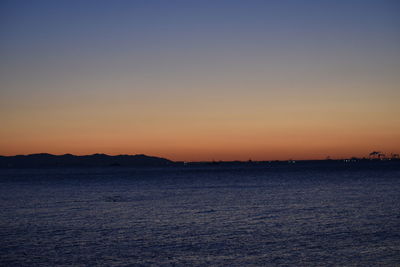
[0, 153, 399, 168]
[0, 153, 173, 168]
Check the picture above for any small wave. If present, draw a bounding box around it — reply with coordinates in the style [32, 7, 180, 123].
[103, 195, 129, 202]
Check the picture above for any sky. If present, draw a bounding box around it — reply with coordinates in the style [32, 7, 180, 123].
[1, 0, 399, 161]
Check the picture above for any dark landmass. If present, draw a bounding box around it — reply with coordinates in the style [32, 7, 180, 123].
[181, 158, 400, 172]
[0, 153, 399, 170]
[0, 153, 173, 168]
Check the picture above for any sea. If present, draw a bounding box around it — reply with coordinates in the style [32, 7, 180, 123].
[1, 164, 400, 266]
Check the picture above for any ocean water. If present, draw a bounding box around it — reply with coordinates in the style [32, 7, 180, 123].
[0, 166, 399, 266]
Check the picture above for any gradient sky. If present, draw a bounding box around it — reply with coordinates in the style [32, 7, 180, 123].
[1, 0, 399, 161]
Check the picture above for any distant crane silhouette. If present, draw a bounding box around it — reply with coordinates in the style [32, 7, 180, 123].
[369, 151, 381, 159]
[369, 151, 386, 160]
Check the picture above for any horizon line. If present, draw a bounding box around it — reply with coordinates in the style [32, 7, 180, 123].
[1, 152, 398, 163]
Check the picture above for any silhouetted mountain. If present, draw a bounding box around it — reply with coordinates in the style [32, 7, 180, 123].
[0, 153, 173, 168]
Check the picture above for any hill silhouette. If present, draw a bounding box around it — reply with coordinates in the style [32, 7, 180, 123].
[0, 153, 173, 168]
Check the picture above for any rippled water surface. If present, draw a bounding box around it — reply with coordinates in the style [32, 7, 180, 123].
[1, 167, 400, 266]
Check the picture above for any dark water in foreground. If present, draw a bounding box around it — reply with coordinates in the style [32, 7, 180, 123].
[1, 166, 400, 266]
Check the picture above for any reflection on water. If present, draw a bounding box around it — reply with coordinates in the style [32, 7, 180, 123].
[1, 167, 400, 266]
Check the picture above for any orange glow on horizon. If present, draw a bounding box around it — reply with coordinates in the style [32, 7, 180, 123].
[1, 1, 399, 163]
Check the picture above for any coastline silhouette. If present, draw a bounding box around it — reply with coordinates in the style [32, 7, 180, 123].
[0, 153, 172, 168]
[0, 152, 399, 168]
